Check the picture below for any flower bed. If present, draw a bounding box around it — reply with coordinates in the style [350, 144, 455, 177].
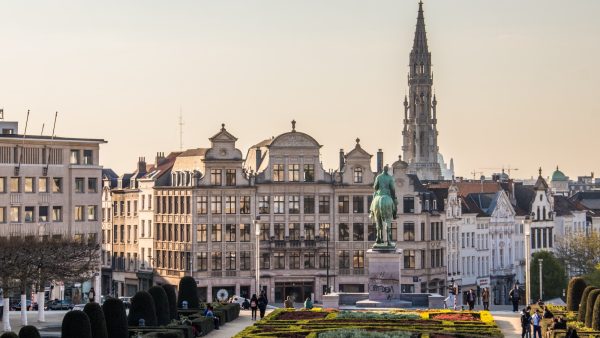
[234, 309, 502, 338]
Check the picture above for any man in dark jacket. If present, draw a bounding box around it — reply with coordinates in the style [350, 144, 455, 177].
[257, 291, 268, 319]
[509, 285, 521, 312]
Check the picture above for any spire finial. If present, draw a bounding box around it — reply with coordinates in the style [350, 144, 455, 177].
[539, 167, 542, 177]
[221, 123, 225, 131]
[356, 137, 360, 144]
[291, 119, 296, 131]
[556, 165, 559, 170]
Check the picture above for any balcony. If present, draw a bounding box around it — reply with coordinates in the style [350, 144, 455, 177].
[290, 240, 301, 248]
[304, 240, 316, 247]
[353, 268, 365, 275]
[211, 271, 223, 277]
[274, 240, 286, 248]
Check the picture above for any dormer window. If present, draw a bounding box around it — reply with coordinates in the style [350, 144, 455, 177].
[433, 199, 437, 211]
[272, 164, 284, 182]
[353, 167, 363, 183]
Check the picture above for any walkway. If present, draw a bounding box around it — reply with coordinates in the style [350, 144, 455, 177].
[204, 308, 271, 338]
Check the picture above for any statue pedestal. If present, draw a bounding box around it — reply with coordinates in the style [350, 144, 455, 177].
[356, 249, 411, 308]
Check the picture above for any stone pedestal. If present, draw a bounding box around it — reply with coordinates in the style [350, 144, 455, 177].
[322, 293, 340, 309]
[356, 249, 411, 308]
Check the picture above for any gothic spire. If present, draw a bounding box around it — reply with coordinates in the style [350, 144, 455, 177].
[412, 1, 428, 54]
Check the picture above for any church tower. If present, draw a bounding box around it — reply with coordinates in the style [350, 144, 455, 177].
[402, 1, 443, 181]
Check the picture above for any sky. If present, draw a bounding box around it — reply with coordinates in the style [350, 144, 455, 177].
[0, 0, 599, 180]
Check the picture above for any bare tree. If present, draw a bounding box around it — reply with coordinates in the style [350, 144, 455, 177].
[555, 231, 600, 276]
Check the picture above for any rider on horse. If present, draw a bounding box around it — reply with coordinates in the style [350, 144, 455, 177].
[369, 165, 398, 247]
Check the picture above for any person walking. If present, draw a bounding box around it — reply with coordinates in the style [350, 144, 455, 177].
[249, 294, 258, 320]
[482, 287, 490, 311]
[467, 289, 476, 310]
[521, 306, 532, 338]
[509, 284, 521, 312]
[257, 291, 268, 319]
[87, 287, 95, 303]
[532, 309, 542, 338]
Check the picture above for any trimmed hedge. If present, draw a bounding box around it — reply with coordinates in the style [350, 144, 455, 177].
[191, 316, 215, 336]
[18, 325, 41, 338]
[149, 286, 171, 326]
[579, 286, 598, 322]
[318, 330, 414, 338]
[84, 302, 108, 338]
[214, 303, 240, 322]
[102, 297, 129, 338]
[567, 277, 588, 311]
[129, 291, 158, 327]
[593, 296, 600, 331]
[162, 284, 178, 321]
[177, 276, 199, 309]
[0, 333, 18, 338]
[586, 289, 600, 328]
[61, 309, 92, 338]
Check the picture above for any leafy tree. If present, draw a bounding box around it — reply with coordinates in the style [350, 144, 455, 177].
[530, 251, 567, 301]
[555, 232, 600, 276]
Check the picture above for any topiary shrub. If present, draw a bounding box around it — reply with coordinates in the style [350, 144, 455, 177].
[0, 333, 19, 338]
[567, 277, 588, 311]
[18, 325, 41, 338]
[128, 291, 157, 327]
[579, 286, 598, 322]
[177, 276, 199, 309]
[148, 286, 170, 326]
[102, 298, 128, 338]
[83, 302, 108, 338]
[162, 284, 178, 321]
[61, 309, 92, 338]
[585, 289, 600, 328]
[593, 295, 600, 330]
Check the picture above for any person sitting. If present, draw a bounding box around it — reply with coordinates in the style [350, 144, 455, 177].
[284, 296, 294, 309]
[304, 297, 313, 310]
[204, 305, 220, 330]
[543, 306, 554, 319]
[242, 298, 251, 310]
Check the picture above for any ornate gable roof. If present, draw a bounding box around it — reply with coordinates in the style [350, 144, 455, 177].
[345, 138, 372, 159]
[209, 123, 238, 143]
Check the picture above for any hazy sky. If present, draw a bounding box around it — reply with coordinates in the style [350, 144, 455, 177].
[1, 0, 599, 179]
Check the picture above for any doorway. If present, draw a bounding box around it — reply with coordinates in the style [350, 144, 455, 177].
[275, 281, 314, 303]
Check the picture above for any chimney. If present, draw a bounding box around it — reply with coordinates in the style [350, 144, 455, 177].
[339, 149, 345, 171]
[137, 157, 147, 174]
[376, 149, 383, 173]
[155, 152, 165, 166]
[255, 148, 262, 171]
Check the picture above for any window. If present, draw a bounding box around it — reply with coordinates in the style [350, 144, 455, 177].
[260, 253, 270, 269]
[353, 167, 363, 183]
[70, 150, 80, 164]
[319, 252, 329, 269]
[83, 150, 93, 165]
[404, 250, 416, 268]
[0, 207, 6, 223]
[259, 223, 270, 240]
[274, 223, 285, 240]
[240, 251, 251, 270]
[225, 224, 236, 242]
[272, 164, 284, 182]
[211, 252, 222, 270]
[304, 164, 314, 182]
[36, 206, 48, 222]
[75, 178, 85, 193]
[210, 169, 222, 186]
[288, 223, 300, 240]
[38, 177, 48, 193]
[88, 178, 98, 193]
[288, 164, 300, 182]
[403, 196, 414, 213]
[353, 223, 364, 241]
[304, 252, 315, 268]
[0, 177, 5, 193]
[52, 178, 62, 193]
[391, 223, 397, 241]
[338, 196, 349, 213]
[226, 252, 236, 270]
[197, 224, 208, 242]
[211, 196, 222, 214]
[304, 223, 315, 240]
[75, 206, 84, 221]
[211, 224, 222, 242]
[353, 250, 364, 268]
[274, 252, 285, 269]
[258, 196, 270, 214]
[288, 196, 300, 214]
[240, 223, 250, 242]
[353, 196, 364, 213]
[339, 223, 349, 241]
[318, 196, 330, 214]
[319, 223, 330, 239]
[225, 196, 236, 214]
[87, 206, 97, 221]
[197, 252, 208, 271]
[10, 206, 20, 222]
[52, 206, 62, 222]
[24, 177, 35, 193]
[225, 169, 236, 186]
[339, 250, 350, 269]
[10, 177, 20, 192]
[273, 195, 285, 214]
[404, 222, 415, 241]
[368, 223, 376, 241]
[239, 196, 250, 214]
[24, 206, 35, 222]
[304, 196, 315, 214]
[197, 196, 208, 214]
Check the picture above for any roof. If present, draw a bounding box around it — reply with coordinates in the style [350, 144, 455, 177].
[554, 195, 585, 216]
[534, 175, 549, 190]
[570, 191, 600, 213]
[179, 148, 208, 157]
[514, 184, 536, 215]
[464, 192, 500, 217]
[552, 167, 568, 181]
[407, 174, 428, 193]
[427, 181, 502, 197]
[252, 138, 273, 148]
[0, 133, 107, 143]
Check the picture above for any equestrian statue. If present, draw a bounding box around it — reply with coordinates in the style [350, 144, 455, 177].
[369, 165, 398, 249]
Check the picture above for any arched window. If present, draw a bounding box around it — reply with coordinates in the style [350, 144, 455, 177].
[353, 167, 363, 183]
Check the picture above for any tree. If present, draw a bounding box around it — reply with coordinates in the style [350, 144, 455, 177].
[555, 232, 600, 276]
[530, 251, 567, 301]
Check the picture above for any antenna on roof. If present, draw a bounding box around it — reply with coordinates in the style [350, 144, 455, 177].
[16, 110, 30, 175]
[0, 108, 4, 120]
[179, 107, 184, 151]
[43, 112, 58, 176]
[40, 123, 45, 136]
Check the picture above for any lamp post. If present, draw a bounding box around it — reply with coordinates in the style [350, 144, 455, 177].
[396, 248, 403, 297]
[254, 220, 261, 295]
[539, 258, 543, 301]
[524, 215, 532, 305]
[326, 226, 330, 294]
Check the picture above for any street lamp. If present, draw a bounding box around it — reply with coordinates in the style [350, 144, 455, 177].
[326, 227, 330, 295]
[539, 258, 544, 301]
[523, 215, 532, 305]
[396, 248, 403, 297]
[254, 220, 261, 295]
